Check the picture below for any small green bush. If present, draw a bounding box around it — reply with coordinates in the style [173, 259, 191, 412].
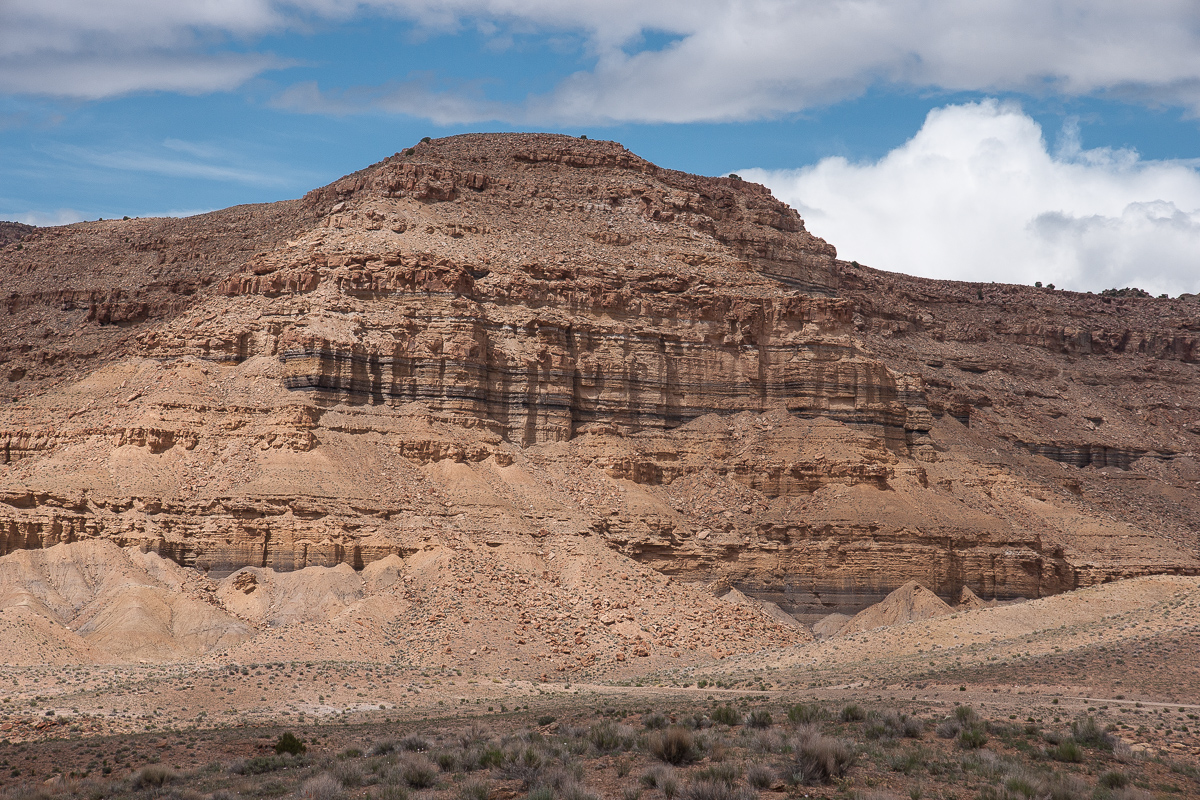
[840, 703, 866, 722]
[643, 713, 668, 730]
[1051, 740, 1082, 763]
[747, 710, 772, 729]
[711, 706, 741, 726]
[1070, 716, 1112, 749]
[888, 746, 928, 775]
[276, 732, 306, 755]
[589, 720, 634, 752]
[233, 754, 306, 775]
[959, 727, 988, 750]
[954, 706, 978, 724]
[787, 703, 824, 725]
[1099, 771, 1128, 789]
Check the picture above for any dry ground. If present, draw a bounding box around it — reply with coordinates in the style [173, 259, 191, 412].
[0, 575, 1198, 798]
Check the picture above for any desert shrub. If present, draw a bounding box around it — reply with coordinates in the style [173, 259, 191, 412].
[872, 710, 923, 739]
[746, 762, 775, 789]
[750, 730, 785, 754]
[299, 775, 343, 800]
[330, 760, 365, 788]
[536, 715, 556, 726]
[787, 733, 856, 784]
[747, 710, 772, 729]
[1070, 716, 1113, 749]
[459, 721, 493, 748]
[644, 713, 668, 730]
[275, 732, 306, 756]
[229, 754, 306, 775]
[434, 751, 459, 771]
[959, 727, 988, 750]
[622, 787, 641, 800]
[374, 786, 408, 800]
[503, 745, 545, 785]
[369, 739, 397, 756]
[787, 703, 824, 725]
[694, 763, 740, 786]
[648, 726, 699, 765]
[640, 765, 677, 790]
[977, 768, 1087, 800]
[887, 746, 928, 775]
[711, 706, 741, 726]
[954, 706, 978, 724]
[1004, 768, 1048, 799]
[1046, 772, 1088, 800]
[840, 703, 866, 722]
[478, 745, 506, 769]
[533, 767, 597, 800]
[339, 748, 363, 759]
[525, 789, 555, 800]
[936, 719, 962, 739]
[457, 778, 490, 800]
[1099, 771, 1128, 789]
[399, 735, 431, 752]
[589, 721, 636, 752]
[399, 755, 438, 788]
[1050, 740, 1082, 763]
[132, 765, 178, 790]
[679, 781, 757, 800]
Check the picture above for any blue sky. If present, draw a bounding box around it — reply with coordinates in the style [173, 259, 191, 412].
[4, 1, 1200, 294]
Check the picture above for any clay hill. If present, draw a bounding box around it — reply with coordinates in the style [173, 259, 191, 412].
[1, 132, 1198, 652]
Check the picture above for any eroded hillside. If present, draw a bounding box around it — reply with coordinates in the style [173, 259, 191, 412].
[0, 133, 1196, 623]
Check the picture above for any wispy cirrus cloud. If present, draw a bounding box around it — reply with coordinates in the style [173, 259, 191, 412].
[744, 100, 1200, 296]
[44, 140, 304, 186]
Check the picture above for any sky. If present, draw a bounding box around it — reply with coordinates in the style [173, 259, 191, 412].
[4, 2, 1200, 295]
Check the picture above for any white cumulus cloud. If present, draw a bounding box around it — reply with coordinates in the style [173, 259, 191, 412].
[742, 100, 1200, 296]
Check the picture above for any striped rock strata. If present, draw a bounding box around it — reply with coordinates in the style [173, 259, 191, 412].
[0, 133, 1196, 622]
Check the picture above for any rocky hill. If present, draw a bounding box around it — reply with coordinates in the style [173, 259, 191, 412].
[0, 133, 1196, 629]
[0, 221, 34, 247]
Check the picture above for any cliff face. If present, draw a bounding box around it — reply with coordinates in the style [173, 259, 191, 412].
[0, 133, 1196, 620]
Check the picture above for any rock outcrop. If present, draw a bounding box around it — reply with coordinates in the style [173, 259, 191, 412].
[0, 133, 1196, 622]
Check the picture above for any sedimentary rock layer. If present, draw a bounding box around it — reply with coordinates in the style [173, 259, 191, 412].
[0, 133, 1197, 617]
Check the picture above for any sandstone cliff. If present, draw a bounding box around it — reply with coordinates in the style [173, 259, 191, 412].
[0, 133, 1196, 625]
